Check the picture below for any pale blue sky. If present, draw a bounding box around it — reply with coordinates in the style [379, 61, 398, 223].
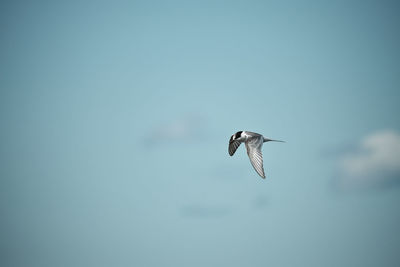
[1, 0, 400, 266]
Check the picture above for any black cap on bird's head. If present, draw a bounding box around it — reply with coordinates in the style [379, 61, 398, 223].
[230, 131, 243, 142]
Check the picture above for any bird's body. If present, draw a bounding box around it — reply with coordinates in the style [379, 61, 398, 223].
[228, 131, 283, 179]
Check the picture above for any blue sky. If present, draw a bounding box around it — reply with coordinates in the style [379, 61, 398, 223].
[1, 0, 400, 266]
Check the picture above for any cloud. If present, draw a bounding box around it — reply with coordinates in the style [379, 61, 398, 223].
[145, 114, 206, 146]
[336, 130, 400, 191]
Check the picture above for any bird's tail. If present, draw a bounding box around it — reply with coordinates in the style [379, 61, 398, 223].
[263, 137, 285, 143]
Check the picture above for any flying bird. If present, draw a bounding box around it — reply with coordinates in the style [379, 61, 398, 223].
[228, 131, 284, 179]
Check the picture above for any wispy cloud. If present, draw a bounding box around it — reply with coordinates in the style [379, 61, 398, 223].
[335, 130, 400, 191]
[145, 114, 206, 146]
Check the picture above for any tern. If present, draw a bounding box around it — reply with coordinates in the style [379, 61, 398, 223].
[228, 131, 284, 179]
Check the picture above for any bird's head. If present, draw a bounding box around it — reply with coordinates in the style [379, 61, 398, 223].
[230, 131, 244, 142]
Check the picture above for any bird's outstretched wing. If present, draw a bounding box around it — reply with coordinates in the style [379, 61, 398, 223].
[245, 137, 265, 178]
[228, 140, 242, 156]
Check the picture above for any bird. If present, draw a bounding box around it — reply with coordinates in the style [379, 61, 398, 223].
[228, 131, 284, 179]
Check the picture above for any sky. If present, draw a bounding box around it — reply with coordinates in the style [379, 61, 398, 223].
[1, 0, 400, 266]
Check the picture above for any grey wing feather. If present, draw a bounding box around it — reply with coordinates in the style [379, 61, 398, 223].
[228, 140, 242, 156]
[245, 137, 266, 178]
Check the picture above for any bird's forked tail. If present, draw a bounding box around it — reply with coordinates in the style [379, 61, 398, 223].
[263, 137, 285, 143]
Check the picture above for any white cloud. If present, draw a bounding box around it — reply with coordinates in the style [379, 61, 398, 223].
[337, 130, 400, 190]
[145, 115, 206, 145]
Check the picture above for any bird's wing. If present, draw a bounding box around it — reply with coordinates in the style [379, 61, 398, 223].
[245, 137, 265, 178]
[228, 140, 242, 156]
